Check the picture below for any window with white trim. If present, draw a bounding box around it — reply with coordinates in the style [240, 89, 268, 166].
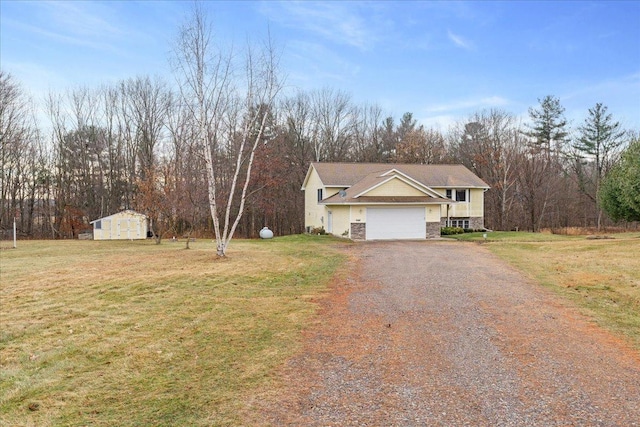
[446, 189, 469, 202]
[317, 188, 323, 202]
[448, 219, 470, 228]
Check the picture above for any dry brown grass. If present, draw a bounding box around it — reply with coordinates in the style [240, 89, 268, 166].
[0, 236, 346, 426]
[4, 233, 638, 425]
[540, 225, 640, 236]
[488, 235, 640, 349]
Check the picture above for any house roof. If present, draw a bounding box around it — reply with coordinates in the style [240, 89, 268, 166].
[320, 168, 451, 205]
[90, 209, 146, 224]
[323, 194, 449, 205]
[303, 162, 490, 190]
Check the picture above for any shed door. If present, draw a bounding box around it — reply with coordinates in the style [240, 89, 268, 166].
[117, 219, 130, 239]
[103, 219, 111, 239]
[366, 207, 425, 240]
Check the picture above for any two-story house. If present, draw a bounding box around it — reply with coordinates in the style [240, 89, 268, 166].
[301, 162, 490, 240]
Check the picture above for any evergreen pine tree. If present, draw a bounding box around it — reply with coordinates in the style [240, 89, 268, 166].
[573, 103, 626, 228]
[599, 136, 640, 222]
[574, 103, 625, 179]
[524, 95, 569, 158]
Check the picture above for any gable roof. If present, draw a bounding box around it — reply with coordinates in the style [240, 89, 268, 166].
[302, 162, 490, 190]
[90, 210, 146, 224]
[321, 170, 450, 205]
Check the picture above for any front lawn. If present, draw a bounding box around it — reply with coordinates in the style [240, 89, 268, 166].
[0, 235, 346, 426]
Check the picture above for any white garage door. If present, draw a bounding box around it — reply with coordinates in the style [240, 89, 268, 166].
[366, 207, 425, 240]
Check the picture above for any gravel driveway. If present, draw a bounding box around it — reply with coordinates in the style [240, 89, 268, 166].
[257, 241, 640, 426]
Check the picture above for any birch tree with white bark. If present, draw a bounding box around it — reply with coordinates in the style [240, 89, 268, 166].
[171, 3, 282, 256]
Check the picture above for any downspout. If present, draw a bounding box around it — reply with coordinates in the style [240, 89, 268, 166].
[446, 203, 451, 227]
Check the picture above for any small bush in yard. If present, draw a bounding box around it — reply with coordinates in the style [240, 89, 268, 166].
[464, 228, 486, 233]
[441, 227, 464, 235]
[310, 226, 327, 235]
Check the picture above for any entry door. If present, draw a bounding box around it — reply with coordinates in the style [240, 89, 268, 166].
[327, 211, 333, 233]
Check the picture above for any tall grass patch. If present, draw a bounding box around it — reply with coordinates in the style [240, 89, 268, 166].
[0, 236, 345, 426]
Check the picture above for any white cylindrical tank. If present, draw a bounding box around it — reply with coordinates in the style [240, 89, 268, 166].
[259, 226, 274, 239]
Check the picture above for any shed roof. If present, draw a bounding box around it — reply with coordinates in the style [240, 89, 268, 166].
[90, 210, 146, 224]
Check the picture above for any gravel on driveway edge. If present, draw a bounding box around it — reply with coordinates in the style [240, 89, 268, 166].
[249, 241, 640, 426]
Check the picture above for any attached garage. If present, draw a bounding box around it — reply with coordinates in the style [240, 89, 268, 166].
[303, 163, 490, 241]
[366, 207, 425, 240]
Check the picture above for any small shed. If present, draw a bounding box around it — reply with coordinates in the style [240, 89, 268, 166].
[90, 210, 148, 240]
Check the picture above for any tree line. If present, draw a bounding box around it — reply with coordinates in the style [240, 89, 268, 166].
[1, 14, 638, 243]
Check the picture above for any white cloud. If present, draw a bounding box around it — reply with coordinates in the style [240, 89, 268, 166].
[5, 1, 151, 54]
[425, 96, 510, 114]
[447, 29, 473, 50]
[3, 61, 68, 95]
[284, 40, 361, 90]
[561, 72, 640, 129]
[6, 19, 125, 54]
[419, 114, 459, 131]
[562, 72, 640, 101]
[41, 1, 125, 39]
[259, 2, 376, 50]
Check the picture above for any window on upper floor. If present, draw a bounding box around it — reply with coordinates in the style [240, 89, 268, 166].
[446, 189, 469, 202]
[317, 188, 323, 202]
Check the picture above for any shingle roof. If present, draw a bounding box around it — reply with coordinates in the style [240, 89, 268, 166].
[90, 209, 146, 224]
[311, 162, 490, 189]
[322, 194, 449, 204]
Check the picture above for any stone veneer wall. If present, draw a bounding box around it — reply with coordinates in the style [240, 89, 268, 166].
[469, 217, 484, 230]
[350, 218, 483, 241]
[426, 222, 441, 239]
[440, 217, 485, 230]
[350, 222, 366, 240]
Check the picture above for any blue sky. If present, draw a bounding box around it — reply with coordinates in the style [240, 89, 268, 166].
[1, 0, 639, 131]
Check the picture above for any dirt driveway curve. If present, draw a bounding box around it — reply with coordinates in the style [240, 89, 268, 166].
[257, 241, 640, 426]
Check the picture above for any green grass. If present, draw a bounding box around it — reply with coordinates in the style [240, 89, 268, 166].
[0, 235, 346, 426]
[482, 234, 640, 350]
[447, 230, 584, 242]
[448, 230, 640, 242]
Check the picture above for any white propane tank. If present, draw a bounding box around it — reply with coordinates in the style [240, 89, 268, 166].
[259, 226, 274, 239]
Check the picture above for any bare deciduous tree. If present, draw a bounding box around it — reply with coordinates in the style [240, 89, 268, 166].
[280, 91, 315, 176]
[0, 71, 39, 235]
[172, 3, 282, 256]
[352, 103, 384, 162]
[120, 76, 172, 180]
[449, 110, 521, 230]
[311, 87, 355, 161]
